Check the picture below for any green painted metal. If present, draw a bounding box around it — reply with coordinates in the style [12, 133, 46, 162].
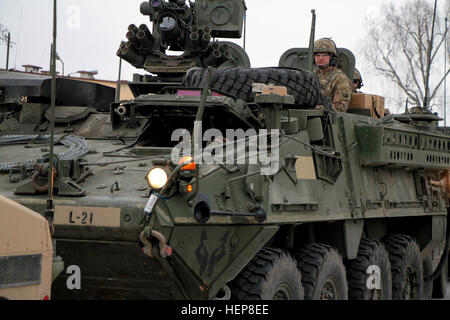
[356, 125, 450, 169]
[0, 2, 449, 301]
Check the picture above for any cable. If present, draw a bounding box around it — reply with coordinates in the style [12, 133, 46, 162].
[280, 133, 338, 157]
[0, 135, 89, 172]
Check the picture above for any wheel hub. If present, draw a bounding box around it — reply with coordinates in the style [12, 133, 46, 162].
[320, 277, 339, 300]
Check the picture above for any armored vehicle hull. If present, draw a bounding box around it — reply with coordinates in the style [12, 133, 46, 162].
[1, 0, 449, 300]
[0, 80, 448, 299]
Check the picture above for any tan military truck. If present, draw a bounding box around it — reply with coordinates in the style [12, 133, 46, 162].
[0, 195, 63, 300]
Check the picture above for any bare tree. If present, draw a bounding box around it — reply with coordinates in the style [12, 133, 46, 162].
[0, 23, 9, 44]
[363, 0, 449, 110]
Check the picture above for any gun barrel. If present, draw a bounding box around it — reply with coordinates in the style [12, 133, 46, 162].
[126, 31, 142, 49]
[203, 49, 222, 66]
[139, 24, 152, 39]
[121, 46, 145, 68]
[137, 30, 154, 50]
[210, 42, 220, 51]
[189, 31, 200, 50]
[190, 25, 199, 34]
[116, 48, 125, 59]
[128, 24, 139, 34]
[125, 41, 136, 52]
[200, 32, 211, 48]
[190, 32, 199, 41]
[203, 26, 212, 34]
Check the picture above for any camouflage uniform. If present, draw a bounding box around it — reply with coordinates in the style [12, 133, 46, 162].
[315, 67, 352, 112]
[314, 38, 352, 112]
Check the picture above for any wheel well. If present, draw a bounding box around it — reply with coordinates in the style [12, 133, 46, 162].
[366, 216, 435, 251]
[270, 216, 438, 258]
[271, 221, 362, 259]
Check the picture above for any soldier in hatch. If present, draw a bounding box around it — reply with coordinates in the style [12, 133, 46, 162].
[353, 68, 363, 93]
[314, 38, 352, 112]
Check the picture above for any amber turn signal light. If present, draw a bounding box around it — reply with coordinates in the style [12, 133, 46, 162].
[179, 156, 196, 170]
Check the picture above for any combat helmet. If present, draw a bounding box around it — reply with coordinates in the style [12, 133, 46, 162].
[354, 68, 363, 89]
[314, 37, 338, 67]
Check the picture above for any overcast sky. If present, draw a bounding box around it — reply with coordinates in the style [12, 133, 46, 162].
[0, 0, 448, 117]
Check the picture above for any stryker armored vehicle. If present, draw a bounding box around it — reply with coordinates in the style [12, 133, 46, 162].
[0, 0, 449, 300]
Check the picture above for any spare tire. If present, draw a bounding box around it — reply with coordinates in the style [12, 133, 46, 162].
[184, 67, 322, 108]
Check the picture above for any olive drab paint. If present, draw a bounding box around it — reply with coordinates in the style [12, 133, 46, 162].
[0, 0, 448, 300]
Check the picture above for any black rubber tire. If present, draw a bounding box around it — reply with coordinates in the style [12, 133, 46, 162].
[230, 247, 304, 300]
[382, 234, 423, 300]
[295, 243, 348, 300]
[346, 238, 392, 300]
[432, 255, 448, 299]
[183, 67, 322, 108]
[422, 254, 433, 299]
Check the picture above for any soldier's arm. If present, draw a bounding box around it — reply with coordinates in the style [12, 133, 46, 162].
[332, 75, 352, 112]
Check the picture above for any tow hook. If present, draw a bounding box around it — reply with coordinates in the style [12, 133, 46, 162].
[140, 230, 173, 258]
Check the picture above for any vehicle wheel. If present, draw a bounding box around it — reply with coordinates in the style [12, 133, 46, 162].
[229, 247, 304, 300]
[422, 254, 433, 299]
[382, 234, 423, 300]
[184, 67, 322, 108]
[295, 243, 348, 300]
[346, 238, 392, 300]
[432, 255, 448, 299]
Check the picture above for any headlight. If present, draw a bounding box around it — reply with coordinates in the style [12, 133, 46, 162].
[147, 167, 169, 190]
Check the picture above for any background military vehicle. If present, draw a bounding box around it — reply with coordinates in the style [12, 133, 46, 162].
[0, 195, 63, 300]
[0, 0, 449, 300]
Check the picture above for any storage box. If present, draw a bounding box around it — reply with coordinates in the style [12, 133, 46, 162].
[349, 93, 385, 118]
[195, 0, 246, 38]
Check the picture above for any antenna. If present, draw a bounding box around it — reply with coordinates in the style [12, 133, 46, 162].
[243, 11, 246, 51]
[115, 58, 122, 102]
[423, 0, 438, 111]
[13, 7, 23, 69]
[445, 17, 448, 126]
[308, 10, 316, 72]
[6, 32, 10, 69]
[45, 0, 57, 236]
